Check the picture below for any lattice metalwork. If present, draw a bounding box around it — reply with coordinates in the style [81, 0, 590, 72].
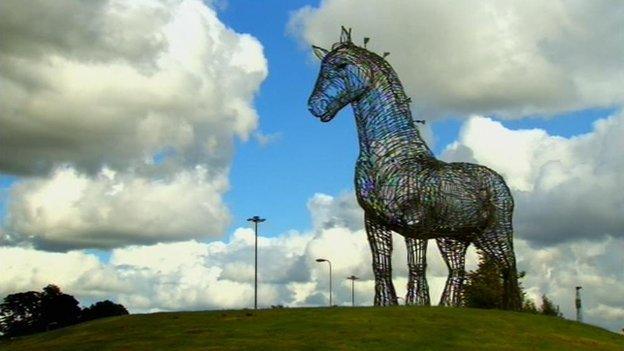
[307, 27, 522, 309]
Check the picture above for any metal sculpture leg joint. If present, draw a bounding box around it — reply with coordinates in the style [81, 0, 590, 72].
[406, 237, 430, 305]
[437, 238, 468, 307]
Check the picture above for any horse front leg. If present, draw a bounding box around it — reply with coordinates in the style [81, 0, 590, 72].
[365, 214, 398, 306]
[405, 237, 430, 305]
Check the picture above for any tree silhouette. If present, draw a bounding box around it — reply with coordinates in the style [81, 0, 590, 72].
[82, 300, 129, 322]
[40, 284, 81, 329]
[464, 250, 533, 310]
[1, 285, 81, 337]
[0, 291, 44, 337]
[540, 294, 562, 317]
[464, 251, 504, 309]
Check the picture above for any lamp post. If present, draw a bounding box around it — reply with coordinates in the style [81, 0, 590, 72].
[575, 286, 583, 323]
[316, 258, 332, 307]
[247, 216, 265, 310]
[346, 275, 359, 307]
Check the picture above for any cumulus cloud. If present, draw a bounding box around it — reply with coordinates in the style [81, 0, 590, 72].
[0, 0, 267, 249]
[0, 0, 267, 176]
[435, 113, 624, 330]
[290, 0, 624, 119]
[0, 192, 621, 331]
[443, 112, 624, 245]
[0, 193, 456, 312]
[307, 192, 364, 232]
[516, 237, 624, 330]
[4, 166, 230, 250]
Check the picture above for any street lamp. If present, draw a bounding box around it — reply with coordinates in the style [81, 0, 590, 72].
[575, 286, 583, 323]
[346, 275, 359, 307]
[247, 215, 265, 310]
[316, 258, 332, 307]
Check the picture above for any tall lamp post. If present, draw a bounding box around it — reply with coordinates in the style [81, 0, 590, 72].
[346, 275, 359, 307]
[316, 258, 332, 307]
[575, 286, 583, 323]
[247, 216, 265, 310]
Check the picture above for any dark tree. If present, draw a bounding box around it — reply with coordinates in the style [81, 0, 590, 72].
[81, 300, 129, 322]
[464, 252, 503, 309]
[40, 284, 81, 329]
[522, 298, 539, 314]
[0, 285, 81, 338]
[464, 251, 532, 311]
[540, 294, 562, 317]
[0, 291, 44, 337]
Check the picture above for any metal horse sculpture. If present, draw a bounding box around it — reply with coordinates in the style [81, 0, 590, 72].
[307, 28, 521, 309]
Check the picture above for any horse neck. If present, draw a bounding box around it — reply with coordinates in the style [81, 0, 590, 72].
[351, 78, 433, 161]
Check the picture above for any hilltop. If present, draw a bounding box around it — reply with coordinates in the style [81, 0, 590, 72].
[0, 306, 621, 350]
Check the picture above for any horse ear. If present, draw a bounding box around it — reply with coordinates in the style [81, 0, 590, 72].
[340, 26, 352, 43]
[312, 45, 329, 60]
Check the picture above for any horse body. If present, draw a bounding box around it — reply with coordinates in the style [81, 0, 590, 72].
[308, 28, 521, 309]
[356, 156, 500, 239]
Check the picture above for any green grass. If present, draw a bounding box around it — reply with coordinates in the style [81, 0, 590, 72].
[0, 307, 622, 350]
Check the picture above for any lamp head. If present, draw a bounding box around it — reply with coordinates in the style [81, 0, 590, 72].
[247, 216, 266, 222]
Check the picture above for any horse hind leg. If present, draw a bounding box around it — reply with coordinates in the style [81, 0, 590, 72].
[474, 219, 522, 310]
[437, 237, 468, 307]
[405, 237, 430, 306]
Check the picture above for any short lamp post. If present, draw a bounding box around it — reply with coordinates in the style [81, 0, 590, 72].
[316, 258, 332, 307]
[247, 216, 265, 310]
[346, 275, 359, 307]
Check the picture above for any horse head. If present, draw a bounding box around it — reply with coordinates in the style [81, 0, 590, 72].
[308, 27, 374, 122]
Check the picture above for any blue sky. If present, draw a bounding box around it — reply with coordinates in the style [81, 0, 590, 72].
[222, 0, 360, 236]
[1, 0, 622, 332]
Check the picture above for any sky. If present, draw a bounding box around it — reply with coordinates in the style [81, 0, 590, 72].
[0, 0, 623, 332]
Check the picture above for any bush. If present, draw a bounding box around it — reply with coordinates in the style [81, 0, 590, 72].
[82, 300, 129, 322]
[540, 294, 562, 317]
[0, 285, 128, 338]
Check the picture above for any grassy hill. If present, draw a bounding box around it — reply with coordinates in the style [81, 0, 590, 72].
[0, 306, 622, 350]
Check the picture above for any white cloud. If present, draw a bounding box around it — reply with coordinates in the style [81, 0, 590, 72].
[443, 112, 624, 245]
[290, 0, 624, 119]
[307, 192, 364, 232]
[0, 192, 621, 331]
[0, 193, 453, 313]
[432, 112, 624, 330]
[515, 237, 624, 329]
[0, 0, 267, 176]
[0, 0, 268, 249]
[5, 166, 230, 250]
[252, 130, 282, 147]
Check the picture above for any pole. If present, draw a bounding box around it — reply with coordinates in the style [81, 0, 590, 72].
[254, 220, 258, 310]
[316, 258, 332, 307]
[346, 275, 359, 307]
[329, 261, 332, 307]
[247, 216, 265, 310]
[575, 286, 582, 323]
